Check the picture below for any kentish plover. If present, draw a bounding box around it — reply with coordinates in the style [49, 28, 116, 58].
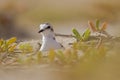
[38, 23, 63, 51]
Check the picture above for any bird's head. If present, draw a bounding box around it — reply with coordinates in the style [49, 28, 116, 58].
[38, 23, 54, 36]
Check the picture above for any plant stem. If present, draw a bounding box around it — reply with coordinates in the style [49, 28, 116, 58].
[55, 33, 75, 38]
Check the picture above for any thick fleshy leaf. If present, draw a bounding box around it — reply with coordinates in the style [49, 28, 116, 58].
[96, 19, 100, 30]
[72, 28, 82, 41]
[82, 29, 91, 41]
[88, 21, 96, 32]
[101, 22, 107, 31]
[8, 44, 17, 52]
[7, 37, 16, 45]
[0, 39, 4, 46]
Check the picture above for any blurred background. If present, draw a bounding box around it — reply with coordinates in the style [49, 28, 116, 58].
[0, 0, 120, 39]
[0, 0, 120, 80]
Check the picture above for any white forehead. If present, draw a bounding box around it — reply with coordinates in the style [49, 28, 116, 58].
[39, 23, 51, 30]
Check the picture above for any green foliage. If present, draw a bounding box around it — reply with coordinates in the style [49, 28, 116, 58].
[0, 37, 17, 53]
[72, 28, 82, 41]
[96, 19, 100, 30]
[82, 29, 91, 41]
[88, 19, 108, 32]
[19, 43, 33, 53]
[0, 37, 17, 64]
[72, 28, 91, 41]
[56, 50, 66, 64]
[72, 20, 109, 42]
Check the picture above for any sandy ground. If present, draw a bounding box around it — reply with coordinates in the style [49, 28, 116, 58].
[0, 65, 69, 80]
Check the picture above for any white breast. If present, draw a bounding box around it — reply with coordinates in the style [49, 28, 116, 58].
[40, 37, 62, 51]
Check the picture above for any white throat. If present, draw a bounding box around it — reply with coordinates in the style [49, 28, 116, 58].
[40, 31, 62, 51]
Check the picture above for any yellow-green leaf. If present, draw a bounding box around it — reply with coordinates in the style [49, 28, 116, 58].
[7, 37, 16, 45]
[82, 29, 91, 41]
[72, 28, 82, 41]
[37, 52, 42, 62]
[56, 50, 65, 63]
[8, 44, 16, 52]
[0, 39, 4, 46]
[96, 19, 100, 30]
[48, 49, 55, 62]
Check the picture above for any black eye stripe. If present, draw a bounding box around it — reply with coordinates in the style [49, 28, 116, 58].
[47, 26, 50, 29]
[44, 26, 50, 30]
[39, 26, 54, 33]
[38, 29, 44, 33]
[45, 26, 54, 31]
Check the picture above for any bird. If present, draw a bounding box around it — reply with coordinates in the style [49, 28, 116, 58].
[38, 23, 63, 51]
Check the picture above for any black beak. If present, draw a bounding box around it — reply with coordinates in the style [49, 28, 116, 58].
[38, 29, 44, 33]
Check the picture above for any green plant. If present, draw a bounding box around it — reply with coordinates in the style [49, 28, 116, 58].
[88, 19, 107, 32]
[0, 37, 17, 64]
[72, 28, 91, 41]
[88, 19, 111, 38]
[0, 37, 17, 53]
[19, 43, 33, 53]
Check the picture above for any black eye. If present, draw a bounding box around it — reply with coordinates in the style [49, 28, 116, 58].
[47, 26, 50, 29]
[45, 26, 54, 31]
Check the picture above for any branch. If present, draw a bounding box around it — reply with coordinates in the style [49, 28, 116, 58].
[55, 33, 74, 38]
